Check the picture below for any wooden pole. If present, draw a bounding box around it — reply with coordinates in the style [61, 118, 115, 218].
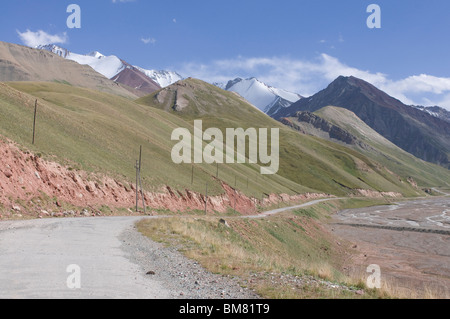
[205, 183, 208, 214]
[234, 176, 237, 214]
[135, 160, 139, 212]
[234, 188, 237, 214]
[139, 146, 146, 214]
[32, 100, 37, 145]
[191, 165, 194, 185]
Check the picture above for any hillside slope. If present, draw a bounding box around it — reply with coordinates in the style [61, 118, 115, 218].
[0, 41, 139, 99]
[283, 106, 450, 188]
[0, 81, 314, 209]
[272, 76, 450, 169]
[137, 78, 426, 196]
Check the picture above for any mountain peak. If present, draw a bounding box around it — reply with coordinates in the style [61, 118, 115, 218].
[272, 75, 450, 169]
[133, 67, 184, 88]
[36, 44, 70, 58]
[225, 78, 244, 90]
[87, 51, 105, 59]
[222, 77, 302, 113]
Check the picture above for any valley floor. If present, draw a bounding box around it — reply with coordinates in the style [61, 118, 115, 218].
[330, 196, 450, 298]
[1, 196, 448, 299]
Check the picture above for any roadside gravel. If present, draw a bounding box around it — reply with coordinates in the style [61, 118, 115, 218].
[119, 221, 259, 299]
[0, 216, 259, 299]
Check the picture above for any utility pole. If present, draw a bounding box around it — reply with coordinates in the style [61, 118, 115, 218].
[234, 176, 237, 214]
[205, 183, 208, 214]
[234, 188, 237, 214]
[32, 100, 37, 145]
[139, 146, 146, 214]
[135, 160, 139, 212]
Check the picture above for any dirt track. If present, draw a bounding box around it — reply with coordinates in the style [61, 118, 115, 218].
[0, 198, 337, 299]
[1, 196, 449, 298]
[0, 216, 257, 299]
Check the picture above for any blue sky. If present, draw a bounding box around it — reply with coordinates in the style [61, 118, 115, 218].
[2, 0, 450, 109]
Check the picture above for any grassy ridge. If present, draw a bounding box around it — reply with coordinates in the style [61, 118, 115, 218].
[137, 78, 423, 196]
[0, 78, 439, 200]
[0, 81, 308, 198]
[314, 106, 450, 188]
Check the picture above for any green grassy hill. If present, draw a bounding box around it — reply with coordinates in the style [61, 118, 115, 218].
[137, 78, 424, 197]
[0, 81, 309, 199]
[312, 106, 450, 188]
[0, 41, 139, 99]
[1, 77, 443, 205]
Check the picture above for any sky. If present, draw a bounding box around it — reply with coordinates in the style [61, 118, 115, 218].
[1, 0, 450, 110]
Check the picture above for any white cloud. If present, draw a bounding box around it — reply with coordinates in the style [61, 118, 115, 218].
[112, 0, 135, 3]
[17, 29, 68, 48]
[178, 54, 450, 110]
[141, 37, 156, 45]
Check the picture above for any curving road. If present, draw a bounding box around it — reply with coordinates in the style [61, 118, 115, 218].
[0, 198, 340, 299]
[1, 194, 448, 298]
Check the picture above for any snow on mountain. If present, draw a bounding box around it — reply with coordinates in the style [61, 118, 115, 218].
[219, 77, 303, 113]
[36, 44, 70, 58]
[37, 44, 125, 79]
[87, 51, 105, 59]
[134, 67, 183, 88]
[212, 82, 226, 90]
[36, 45, 182, 87]
[413, 105, 450, 123]
[67, 52, 125, 79]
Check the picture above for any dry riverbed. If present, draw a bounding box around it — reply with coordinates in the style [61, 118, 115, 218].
[330, 197, 450, 298]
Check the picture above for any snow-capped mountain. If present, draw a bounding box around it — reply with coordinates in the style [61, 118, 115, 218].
[413, 105, 450, 123]
[37, 44, 71, 58]
[37, 44, 182, 89]
[134, 67, 183, 88]
[37, 45, 125, 79]
[217, 77, 303, 113]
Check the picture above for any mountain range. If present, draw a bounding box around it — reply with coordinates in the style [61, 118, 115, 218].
[0, 41, 449, 207]
[34, 44, 450, 126]
[136, 78, 450, 195]
[0, 41, 139, 98]
[36, 44, 183, 95]
[215, 77, 303, 114]
[272, 76, 450, 169]
[413, 105, 450, 123]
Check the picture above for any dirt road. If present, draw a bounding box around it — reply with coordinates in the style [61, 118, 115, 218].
[0, 216, 257, 299]
[1, 195, 448, 298]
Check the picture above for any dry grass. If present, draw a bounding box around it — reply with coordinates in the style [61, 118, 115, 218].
[137, 200, 394, 299]
[349, 266, 450, 299]
[138, 198, 450, 299]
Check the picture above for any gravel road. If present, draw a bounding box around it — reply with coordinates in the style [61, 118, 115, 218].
[0, 216, 258, 299]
